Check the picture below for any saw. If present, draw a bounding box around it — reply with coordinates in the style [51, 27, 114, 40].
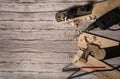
[63, 32, 120, 79]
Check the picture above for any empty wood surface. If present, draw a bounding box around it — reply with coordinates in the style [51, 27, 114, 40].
[0, 0, 119, 79]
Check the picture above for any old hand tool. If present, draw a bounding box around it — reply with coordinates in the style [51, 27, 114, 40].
[85, 7, 120, 31]
[77, 33, 119, 63]
[79, 44, 106, 63]
[55, 4, 93, 22]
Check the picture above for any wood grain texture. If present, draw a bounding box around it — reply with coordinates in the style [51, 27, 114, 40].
[0, 52, 70, 63]
[0, 72, 99, 79]
[0, 0, 104, 3]
[0, 52, 119, 64]
[0, 21, 73, 30]
[0, 30, 76, 40]
[0, 0, 119, 79]
[0, 40, 78, 52]
[0, 12, 56, 21]
[0, 3, 89, 12]
[90, 30, 120, 42]
[0, 63, 67, 72]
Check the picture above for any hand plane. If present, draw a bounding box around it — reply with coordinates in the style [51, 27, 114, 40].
[55, 4, 93, 22]
[55, 0, 120, 24]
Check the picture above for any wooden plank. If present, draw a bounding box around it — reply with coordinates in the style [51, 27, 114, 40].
[0, 52, 119, 64]
[0, 21, 73, 30]
[0, 12, 55, 21]
[3, 30, 119, 41]
[89, 30, 120, 41]
[105, 57, 120, 65]
[73, 50, 120, 79]
[0, 30, 76, 40]
[0, 22, 119, 41]
[0, 3, 89, 12]
[0, 52, 70, 64]
[0, 72, 98, 79]
[0, 40, 78, 53]
[0, 0, 103, 3]
[0, 72, 70, 79]
[0, 62, 67, 72]
[0, 22, 119, 40]
[0, 29, 119, 41]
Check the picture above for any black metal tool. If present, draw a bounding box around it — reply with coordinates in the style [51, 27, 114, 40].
[63, 63, 80, 72]
[55, 4, 93, 22]
[85, 7, 120, 31]
[63, 63, 120, 79]
[62, 63, 81, 79]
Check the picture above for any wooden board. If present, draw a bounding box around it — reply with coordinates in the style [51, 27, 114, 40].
[0, 40, 78, 53]
[0, 0, 104, 3]
[0, 3, 90, 12]
[0, 52, 70, 63]
[0, 12, 56, 21]
[0, 72, 99, 79]
[72, 50, 120, 79]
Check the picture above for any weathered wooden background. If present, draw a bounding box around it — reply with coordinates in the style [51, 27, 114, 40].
[0, 0, 119, 79]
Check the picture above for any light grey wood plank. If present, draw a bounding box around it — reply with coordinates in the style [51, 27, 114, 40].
[0, 21, 73, 30]
[104, 57, 120, 65]
[0, 72, 98, 79]
[89, 30, 120, 41]
[0, 52, 70, 64]
[0, 62, 67, 72]
[0, 52, 119, 65]
[0, 30, 119, 41]
[0, 22, 119, 41]
[0, 12, 55, 21]
[0, 72, 70, 79]
[0, 40, 78, 52]
[0, 30, 76, 40]
[0, 3, 89, 12]
[0, 0, 103, 3]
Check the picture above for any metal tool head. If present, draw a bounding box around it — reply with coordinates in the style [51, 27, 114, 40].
[55, 11, 67, 22]
[55, 5, 93, 22]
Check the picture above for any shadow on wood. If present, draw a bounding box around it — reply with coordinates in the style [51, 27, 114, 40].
[104, 44, 120, 59]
